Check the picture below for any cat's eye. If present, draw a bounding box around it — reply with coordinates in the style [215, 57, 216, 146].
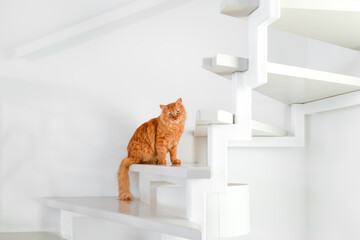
[177, 110, 180, 114]
[169, 113, 173, 117]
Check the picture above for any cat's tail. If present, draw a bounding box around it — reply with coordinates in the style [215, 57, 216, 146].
[117, 157, 137, 201]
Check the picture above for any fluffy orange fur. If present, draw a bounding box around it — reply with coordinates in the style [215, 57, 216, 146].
[117, 98, 186, 201]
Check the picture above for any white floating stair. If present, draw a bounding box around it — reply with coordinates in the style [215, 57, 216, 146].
[202, 53, 248, 79]
[130, 163, 211, 179]
[42, 197, 202, 240]
[203, 54, 360, 104]
[194, 109, 287, 137]
[271, 3, 360, 50]
[220, 0, 360, 50]
[128, 163, 211, 213]
[0, 232, 63, 240]
[259, 62, 360, 104]
[220, 0, 259, 18]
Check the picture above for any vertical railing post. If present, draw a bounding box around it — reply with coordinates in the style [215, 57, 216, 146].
[232, 72, 252, 138]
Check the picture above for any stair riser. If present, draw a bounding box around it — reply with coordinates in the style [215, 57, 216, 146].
[156, 185, 187, 218]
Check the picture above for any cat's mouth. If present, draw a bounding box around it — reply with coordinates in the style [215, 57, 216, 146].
[170, 117, 182, 124]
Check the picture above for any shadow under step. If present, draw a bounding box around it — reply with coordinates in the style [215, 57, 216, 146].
[220, 0, 259, 18]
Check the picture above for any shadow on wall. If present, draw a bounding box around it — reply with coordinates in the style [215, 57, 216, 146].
[14, 0, 196, 60]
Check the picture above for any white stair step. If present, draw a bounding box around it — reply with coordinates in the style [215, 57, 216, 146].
[203, 54, 360, 104]
[220, 0, 360, 50]
[258, 62, 360, 104]
[220, 0, 259, 18]
[42, 197, 201, 240]
[0, 232, 62, 240]
[271, 4, 360, 50]
[130, 163, 211, 179]
[196, 109, 233, 125]
[195, 120, 287, 137]
[202, 54, 248, 79]
[251, 120, 287, 137]
[194, 109, 287, 137]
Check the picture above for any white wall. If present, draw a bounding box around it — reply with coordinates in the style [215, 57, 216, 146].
[1, 0, 359, 239]
[227, 105, 360, 240]
[228, 147, 306, 240]
[0, 0, 251, 233]
[305, 106, 360, 240]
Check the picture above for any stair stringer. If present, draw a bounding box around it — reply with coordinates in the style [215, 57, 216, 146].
[195, 0, 360, 239]
[185, 124, 252, 240]
[184, 1, 282, 238]
[229, 103, 306, 147]
[229, 90, 360, 147]
[242, 0, 280, 88]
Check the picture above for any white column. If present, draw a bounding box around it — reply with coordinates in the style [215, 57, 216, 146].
[245, 0, 280, 87]
[186, 179, 207, 240]
[232, 72, 252, 138]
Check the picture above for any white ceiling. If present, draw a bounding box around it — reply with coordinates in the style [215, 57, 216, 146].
[270, 8, 360, 50]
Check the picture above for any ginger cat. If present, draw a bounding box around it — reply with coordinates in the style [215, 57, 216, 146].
[117, 98, 186, 201]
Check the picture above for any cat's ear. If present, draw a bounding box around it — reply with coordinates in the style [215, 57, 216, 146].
[160, 105, 167, 111]
[176, 98, 182, 106]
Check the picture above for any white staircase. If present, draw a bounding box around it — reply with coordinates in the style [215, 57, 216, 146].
[41, 162, 212, 239]
[40, 0, 360, 240]
[203, 54, 360, 104]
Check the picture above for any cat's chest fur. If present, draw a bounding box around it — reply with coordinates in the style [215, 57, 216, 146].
[158, 123, 183, 149]
[166, 133, 180, 149]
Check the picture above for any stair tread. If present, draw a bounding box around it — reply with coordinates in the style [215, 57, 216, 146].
[42, 197, 201, 240]
[202, 54, 248, 79]
[270, 7, 360, 50]
[259, 62, 360, 104]
[220, 0, 259, 18]
[203, 54, 360, 104]
[220, 0, 359, 50]
[130, 163, 211, 179]
[195, 120, 287, 137]
[194, 109, 287, 137]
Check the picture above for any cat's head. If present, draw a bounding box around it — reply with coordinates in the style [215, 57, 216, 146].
[160, 98, 186, 124]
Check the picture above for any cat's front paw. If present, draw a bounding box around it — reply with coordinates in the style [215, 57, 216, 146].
[171, 159, 181, 165]
[118, 192, 134, 201]
[157, 159, 167, 165]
